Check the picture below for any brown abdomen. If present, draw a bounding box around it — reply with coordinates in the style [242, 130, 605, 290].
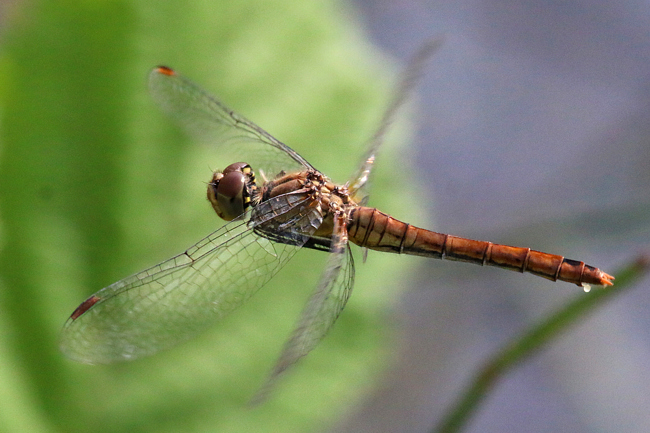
[347, 207, 613, 287]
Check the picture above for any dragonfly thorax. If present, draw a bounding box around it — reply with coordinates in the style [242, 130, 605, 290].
[259, 169, 357, 241]
[207, 162, 259, 221]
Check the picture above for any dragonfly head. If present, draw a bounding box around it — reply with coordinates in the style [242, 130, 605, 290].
[207, 162, 258, 221]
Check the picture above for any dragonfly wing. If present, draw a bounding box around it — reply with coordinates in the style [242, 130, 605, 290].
[348, 39, 442, 201]
[251, 214, 355, 403]
[149, 66, 315, 178]
[60, 192, 322, 364]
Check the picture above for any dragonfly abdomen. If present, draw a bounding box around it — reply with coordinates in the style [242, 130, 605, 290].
[348, 207, 613, 287]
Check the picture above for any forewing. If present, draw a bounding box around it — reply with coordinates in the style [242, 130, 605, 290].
[348, 39, 442, 201]
[251, 214, 355, 403]
[149, 66, 315, 178]
[60, 192, 322, 364]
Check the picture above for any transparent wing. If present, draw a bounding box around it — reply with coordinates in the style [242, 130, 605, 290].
[251, 214, 355, 403]
[149, 66, 315, 178]
[348, 38, 443, 202]
[60, 192, 322, 364]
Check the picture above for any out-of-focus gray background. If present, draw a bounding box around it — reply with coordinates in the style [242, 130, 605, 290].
[336, 1, 650, 432]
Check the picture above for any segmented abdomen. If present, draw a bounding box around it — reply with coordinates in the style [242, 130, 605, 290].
[347, 207, 613, 287]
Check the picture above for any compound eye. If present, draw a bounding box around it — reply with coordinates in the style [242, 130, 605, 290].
[222, 162, 251, 175]
[207, 162, 257, 221]
[209, 171, 246, 221]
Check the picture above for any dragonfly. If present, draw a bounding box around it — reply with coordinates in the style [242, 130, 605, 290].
[60, 41, 613, 397]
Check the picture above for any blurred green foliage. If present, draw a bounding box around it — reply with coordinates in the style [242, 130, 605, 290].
[0, 1, 421, 432]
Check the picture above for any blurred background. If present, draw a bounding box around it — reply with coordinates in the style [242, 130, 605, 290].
[338, 1, 650, 432]
[0, 1, 648, 433]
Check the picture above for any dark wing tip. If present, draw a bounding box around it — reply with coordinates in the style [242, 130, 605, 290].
[69, 295, 101, 321]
